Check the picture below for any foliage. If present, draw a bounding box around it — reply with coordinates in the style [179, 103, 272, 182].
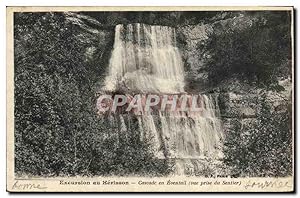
[203, 12, 292, 88]
[88, 116, 174, 176]
[81, 11, 230, 28]
[223, 93, 293, 177]
[14, 12, 171, 177]
[14, 11, 293, 178]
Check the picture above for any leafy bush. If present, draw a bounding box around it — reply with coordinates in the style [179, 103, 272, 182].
[203, 12, 291, 88]
[14, 12, 172, 177]
[223, 93, 293, 177]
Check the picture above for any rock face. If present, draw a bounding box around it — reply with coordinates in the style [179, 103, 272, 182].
[78, 12, 292, 175]
[64, 12, 115, 83]
[177, 14, 258, 92]
[219, 92, 258, 119]
[64, 12, 292, 132]
[96, 11, 291, 176]
[175, 12, 292, 138]
[14, 11, 292, 177]
[219, 87, 291, 136]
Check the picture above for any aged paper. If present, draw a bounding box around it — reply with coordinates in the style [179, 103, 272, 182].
[7, 6, 294, 192]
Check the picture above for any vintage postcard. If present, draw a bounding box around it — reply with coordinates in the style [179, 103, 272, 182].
[7, 6, 294, 192]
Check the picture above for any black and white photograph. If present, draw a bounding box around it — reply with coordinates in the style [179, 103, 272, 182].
[6, 6, 294, 192]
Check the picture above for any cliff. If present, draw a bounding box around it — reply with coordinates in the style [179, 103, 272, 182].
[14, 11, 292, 177]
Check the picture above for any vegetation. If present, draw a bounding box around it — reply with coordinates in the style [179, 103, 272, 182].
[14, 11, 293, 177]
[205, 12, 293, 177]
[82, 11, 225, 27]
[223, 93, 293, 177]
[14, 12, 172, 176]
[203, 11, 292, 89]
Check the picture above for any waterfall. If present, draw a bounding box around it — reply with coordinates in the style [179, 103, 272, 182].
[101, 23, 223, 175]
[104, 24, 185, 93]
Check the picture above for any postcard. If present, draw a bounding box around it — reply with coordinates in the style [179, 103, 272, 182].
[7, 6, 294, 192]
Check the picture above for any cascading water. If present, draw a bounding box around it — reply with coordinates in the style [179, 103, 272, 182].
[104, 24, 185, 93]
[101, 23, 224, 175]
